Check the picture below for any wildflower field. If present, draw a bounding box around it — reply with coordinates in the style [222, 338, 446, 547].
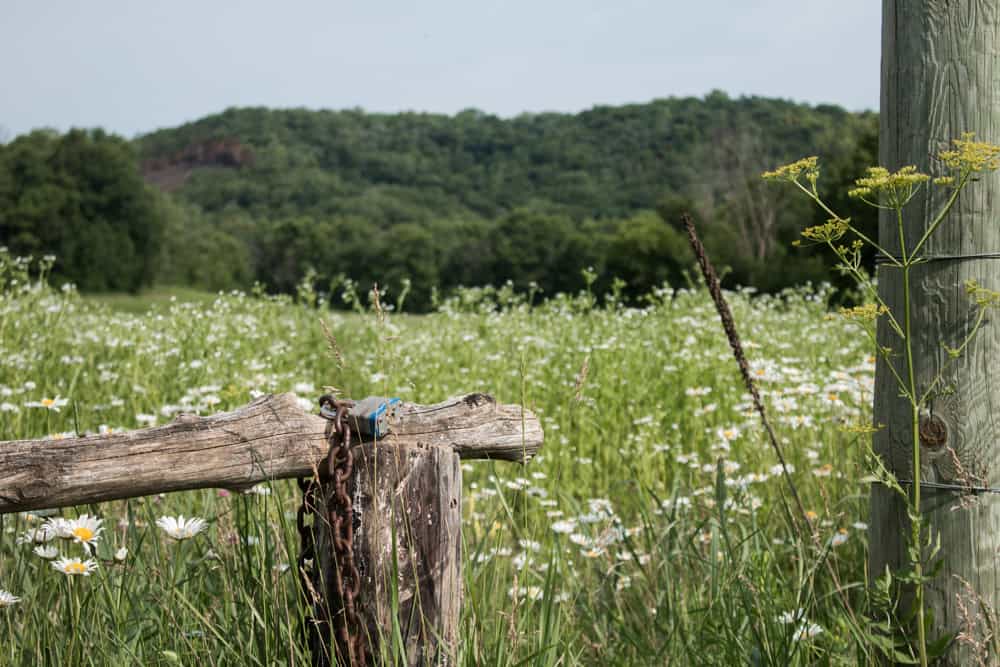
[0, 252, 876, 665]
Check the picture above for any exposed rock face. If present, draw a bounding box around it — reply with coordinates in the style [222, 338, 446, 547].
[141, 138, 254, 191]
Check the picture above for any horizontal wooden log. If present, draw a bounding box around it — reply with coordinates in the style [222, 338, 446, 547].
[0, 392, 542, 514]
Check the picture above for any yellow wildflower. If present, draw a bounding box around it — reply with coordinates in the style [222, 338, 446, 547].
[965, 279, 1000, 307]
[849, 165, 929, 200]
[801, 218, 850, 243]
[762, 157, 819, 183]
[838, 303, 887, 321]
[939, 133, 1000, 173]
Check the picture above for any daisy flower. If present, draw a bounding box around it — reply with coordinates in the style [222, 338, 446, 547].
[16, 526, 57, 545]
[52, 557, 98, 576]
[33, 545, 59, 560]
[550, 519, 577, 534]
[0, 590, 21, 608]
[830, 528, 849, 548]
[24, 396, 69, 411]
[42, 517, 73, 540]
[794, 622, 824, 641]
[65, 515, 103, 553]
[156, 515, 207, 540]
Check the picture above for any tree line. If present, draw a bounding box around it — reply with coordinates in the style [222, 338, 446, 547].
[0, 92, 878, 309]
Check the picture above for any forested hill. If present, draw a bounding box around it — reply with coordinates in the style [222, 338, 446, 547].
[136, 92, 875, 226]
[1, 93, 877, 309]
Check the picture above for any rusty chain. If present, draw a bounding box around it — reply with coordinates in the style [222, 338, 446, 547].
[296, 395, 366, 666]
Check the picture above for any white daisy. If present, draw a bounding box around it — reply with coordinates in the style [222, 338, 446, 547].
[42, 517, 73, 540]
[551, 519, 577, 534]
[156, 515, 207, 540]
[0, 590, 21, 607]
[52, 557, 98, 576]
[33, 545, 59, 559]
[778, 609, 804, 625]
[16, 526, 57, 545]
[830, 529, 849, 548]
[24, 396, 69, 411]
[65, 515, 103, 553]
[794, 622, 824, 641]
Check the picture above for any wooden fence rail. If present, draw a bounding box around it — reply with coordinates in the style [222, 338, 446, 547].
[0, 392, 541, 514]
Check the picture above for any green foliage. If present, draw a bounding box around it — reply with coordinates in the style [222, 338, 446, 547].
[606, 210, 689, 297]
[0, 129, 167, 292]
[1, 95, 879, 305]
[156, 198, 252, 292]
[133, 94, 878, 307]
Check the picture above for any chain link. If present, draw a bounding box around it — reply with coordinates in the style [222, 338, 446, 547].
[297, 395, 367, 666]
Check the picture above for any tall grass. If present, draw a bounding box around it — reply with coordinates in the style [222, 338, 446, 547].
[1, 252, 875, 665]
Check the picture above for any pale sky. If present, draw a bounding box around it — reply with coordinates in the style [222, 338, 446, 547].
[1, 1, 881, 140]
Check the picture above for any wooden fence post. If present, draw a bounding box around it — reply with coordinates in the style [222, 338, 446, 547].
[874, 2, 1000, 663]
[307, 393, 524, 666]
[309, 442, 462, 666]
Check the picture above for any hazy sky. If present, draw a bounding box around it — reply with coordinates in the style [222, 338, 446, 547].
[1, 1, 881, 139]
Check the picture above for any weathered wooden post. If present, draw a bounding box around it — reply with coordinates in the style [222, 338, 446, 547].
[0, 392, 542, 666]
[873, 2, 1000, 663]
[303, 394, 534, 666]
[307, 439, 462, 666]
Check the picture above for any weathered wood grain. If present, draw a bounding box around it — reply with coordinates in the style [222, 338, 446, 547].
[875, 3, 1000, 664]
[0, 392, 542, 514]
[310, 443, 462, 666]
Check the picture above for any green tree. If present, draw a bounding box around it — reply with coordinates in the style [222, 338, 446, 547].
[607, 211, 689, 298]
[0, 129, 167, 291]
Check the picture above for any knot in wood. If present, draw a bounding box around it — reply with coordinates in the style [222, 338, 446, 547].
[462, 393, 493, 408]
[919, 414, 947, 450]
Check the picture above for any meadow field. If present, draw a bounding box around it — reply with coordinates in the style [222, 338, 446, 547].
[0, 251, 875, 665]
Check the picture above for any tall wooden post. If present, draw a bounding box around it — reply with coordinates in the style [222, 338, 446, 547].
[873, 2, 1000, 664]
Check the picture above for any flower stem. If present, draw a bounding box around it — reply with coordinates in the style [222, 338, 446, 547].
[900, 236, 928, 667]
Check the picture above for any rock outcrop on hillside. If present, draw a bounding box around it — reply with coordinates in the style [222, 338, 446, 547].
[141, 138, 254, 191]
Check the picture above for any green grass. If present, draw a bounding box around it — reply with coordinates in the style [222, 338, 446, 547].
[1, 257, 881, 665]
[82, 286, 220, 314]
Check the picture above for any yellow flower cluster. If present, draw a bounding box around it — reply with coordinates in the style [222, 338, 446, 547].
[939, 133, 1000, 173]
[848, 165, 929, 199]
[842, 419, 884, 435]
[838, 303, 888, 322]
[761, 156, 819, 183]
[965, 279, 1000, 307]
[800, 218, 849, 243]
